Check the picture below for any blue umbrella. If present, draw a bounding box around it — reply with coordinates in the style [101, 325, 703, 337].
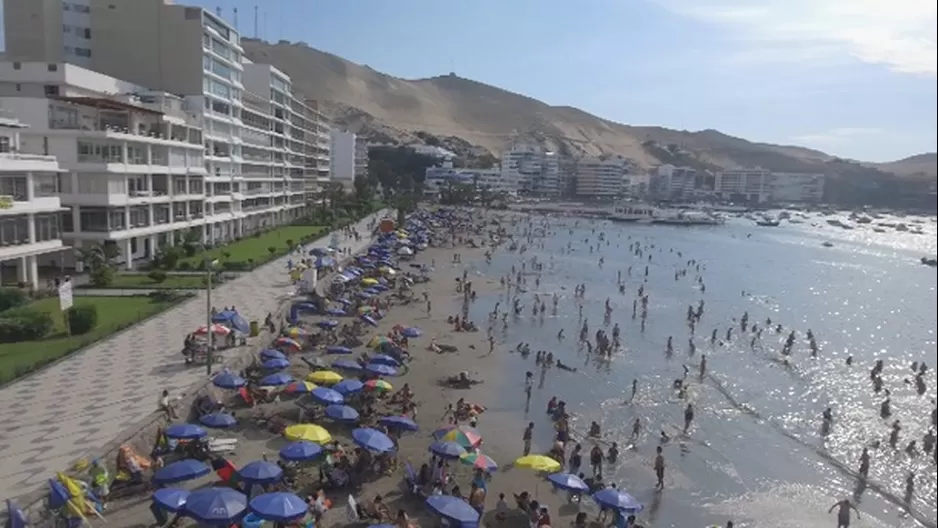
[325, 307, 347, 316]
[378, 415, 419, 432]
[352, 427, 395, 453]
[326, 345, 353, 355]
[153, 459, 211, 485]
[279, 441, 323, 462]
[317, 320, 339, 329]
[364, 288, 381, 295]
[261, 358, 290, 370]
[332, 359, 364, 372]
[356, 291, 373, 299]
[360, 314, 378, 327]
[249, 492, 309, 523]
[259, 349, 287, 361]
[199, 412, 237, 429]
[183, 488, 248, 525]
[311, 386, 344, 405]
[429, 441, 466, 459]
[370, 354, 400, 367]
[592, 488, 644, 513]
[5, 499, 27, 528]
[547, 472, 590, 493]
[401, 327, 422, 338]
[309, 247, 329, 256]
[260, 372, 294, 386]
[333, 378, 364, 395]
[212, 371, 246, 389]
[325, 404, 360, 423]
[165, 423, 207, 440]
[425, 495, 480, 525]
[238, 461, 283, 485]
[153, 488, 190, 513]
[365, 363, 398, 377]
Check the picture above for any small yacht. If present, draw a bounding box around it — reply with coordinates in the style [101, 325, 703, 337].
[609, 203, 657, 222]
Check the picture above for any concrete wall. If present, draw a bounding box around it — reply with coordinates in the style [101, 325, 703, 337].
[9, 209, 392, 526]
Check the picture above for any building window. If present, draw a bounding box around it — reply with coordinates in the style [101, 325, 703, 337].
[74, 4, 90, 13]
[44, 84, 60, 96]
[63, 24, 71, 34]
[33, 174, 59, 197]
[82, 28, 91, 39]
[12, 62, 21, 70]
[108, 209, 126, 230]
[75, 47, 91, 58]
[62, 2, 71, 10]
[0, 216, 30, 246]
[47, 64, 58, 72]
[79, 208, 109, 232]
[0, 137, 10, 153]
[61, 212, 74, 232]
[35, 214, 61, 242]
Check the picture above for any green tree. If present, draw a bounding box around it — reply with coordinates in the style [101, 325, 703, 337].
[77, 243, 116, 287]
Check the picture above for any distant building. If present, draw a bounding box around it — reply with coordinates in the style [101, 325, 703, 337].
[574, 157, 625, 198]
[622, 173, 651, 197]
[767, 172, 824, 203]
[501, 144, 561, 196]
[329, 130, 357, 190]
[424, 162, 513, 198]
[411, 144, 455, 159]
[715, 169, 824, 203]
[650, 164, 701, 200]
[354, 140, 368, 181]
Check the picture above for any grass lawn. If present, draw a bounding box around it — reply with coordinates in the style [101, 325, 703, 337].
[0, 295, 185, 384]
[178, 225, 327, 268]
[85, 273, 210, 289]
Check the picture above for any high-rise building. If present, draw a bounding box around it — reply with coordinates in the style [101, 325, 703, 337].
[500, 144, 561, 196]
[650, 164, 698, 200]
[714, 168, 771, 202]
[329, 130, 357, 190]
[574, 157, 625, 198]
[0, 106, 67, 287]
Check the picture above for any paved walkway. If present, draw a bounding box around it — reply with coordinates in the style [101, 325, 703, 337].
[0, 214, 383, 501]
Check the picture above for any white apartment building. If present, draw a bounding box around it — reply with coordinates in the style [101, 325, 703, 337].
[767, 172, 825, 203]
[650, 164, 699, 200]
[424, 163, 513, 198]
[329, 130, 357, 190]
[714, 168, 771, 203]
[574, 157, 625, 198]
[0, 108, 67, 287]
[622, 173, 651, 197]
[501, 144, 561, 196]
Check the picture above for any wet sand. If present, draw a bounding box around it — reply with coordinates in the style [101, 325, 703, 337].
[102, 213, 582, 528]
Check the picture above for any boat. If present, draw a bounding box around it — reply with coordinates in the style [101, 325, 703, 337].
[921, 257, 937, 267]
[652, 210, 723, 226]
[609, 203, 656, 222]
[822, 241, 834, 247]
[756, 220, 780, 227]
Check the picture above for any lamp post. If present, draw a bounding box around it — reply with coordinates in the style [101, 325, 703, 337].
[205, 258, 219, 375]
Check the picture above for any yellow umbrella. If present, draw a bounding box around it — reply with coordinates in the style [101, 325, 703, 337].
[513, 455, 561, 473]
[379, 267, 396, 276]
[284, 424, 333, 444]
[368, 335, 391, 349]
[358, 306, 374, 315]
[307, 370, 343, 385]
[286, 327, 310, 338]
[360, 278, 379, 286]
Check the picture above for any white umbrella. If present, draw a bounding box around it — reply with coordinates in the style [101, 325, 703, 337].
[397, 247, 414, 256]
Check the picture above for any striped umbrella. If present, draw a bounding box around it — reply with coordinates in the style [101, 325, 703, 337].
[459, 452, 498, 472]
[433, 425, 483, 449]
[364, 379, 393, 392]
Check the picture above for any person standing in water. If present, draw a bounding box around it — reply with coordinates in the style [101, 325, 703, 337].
[683, 403, 695, 433]
[828, 499, 860, 528]
[653, 446, 665, 490]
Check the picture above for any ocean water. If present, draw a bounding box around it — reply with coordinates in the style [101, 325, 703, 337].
[466, 213, 937, 528]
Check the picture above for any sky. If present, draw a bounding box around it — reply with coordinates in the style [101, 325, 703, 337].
[3, 0, 936, 162]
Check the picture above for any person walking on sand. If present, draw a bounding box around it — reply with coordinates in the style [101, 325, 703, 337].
[654, 446, 665, 490]
[522, 422, 534, 456]
[426, 299, 432, 316]
[828, 498, 859, 528]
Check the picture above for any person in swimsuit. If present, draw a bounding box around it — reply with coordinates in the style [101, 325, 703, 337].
[828, 499, 859, 528]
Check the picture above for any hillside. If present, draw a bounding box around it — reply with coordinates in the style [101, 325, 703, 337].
[243, 39, 935, 179]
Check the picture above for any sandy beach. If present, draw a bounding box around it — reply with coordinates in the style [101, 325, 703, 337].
[93, 208, 583, 528]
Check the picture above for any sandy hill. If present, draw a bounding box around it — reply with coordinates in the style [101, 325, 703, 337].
[243, 39, 935, 179]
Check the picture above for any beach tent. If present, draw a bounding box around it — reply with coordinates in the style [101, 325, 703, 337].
[212, 309, 250, 334]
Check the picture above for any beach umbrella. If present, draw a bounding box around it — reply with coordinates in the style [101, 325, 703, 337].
[284, 381, 317, 394]
[333, 378, 364, 395]
[311, 387, 344, 405]
[194, 324, 231, 336]
[165, 423, 207, 440]
[547, 472, 590, 493]
[307, 370, 344, 385]
[425, 496, 480, 525]
[5, 500, 26, 528]
[261, 358, 290, 370]
[460, 452, 498, 472]
[152, 488, 190, 513]
[317, 320, 339, 329]
[358, 306, 374, 315]
[364, 379, 393, 392]
[374, 416, 417, 434]
[309, 247, 329, 256]
[182, 488, 247, 525]
[433, 425, 483, 448]
[279, 441, 323, 462]
[367, 335, 391, 349]
[514, 455, 561, 473]
[325, 307, 347, 316]
[249, 492, 308, 523]
[332, 359, 364, 372]
[360, 278, 379, 286]
[212, 371, 246, 389]
[283, 424, 332, 444]
[260, 372, 294, 386]
[259, 349, 287, 361]
[303, 355, 329, 369]
[352, 428, 395, 453]
[360, 314, 379, 327]
[274, 337, 302, 351]
[593, 488, 644, 513]
[199, 412, 237, 429]
[325, 404, 360, 423]
[365, 363, 398, 377]
[369, 354, 400, 367]
[397, 247, 414, 256]
[401, 327, 422, 338]
[364, 287, 381, 295]
[153, 459, 210, 485]
[325, 345, 353, 355]
[356, 291, 373, 299]
[429, 441, 467, 459]
[238, 461, 283, 485]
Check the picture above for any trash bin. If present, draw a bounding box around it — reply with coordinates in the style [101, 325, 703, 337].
[249, 320, 259, 337]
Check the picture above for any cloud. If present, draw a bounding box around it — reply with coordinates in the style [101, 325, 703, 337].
[651, 0, 937, 76]
[790, 127, 883, 145]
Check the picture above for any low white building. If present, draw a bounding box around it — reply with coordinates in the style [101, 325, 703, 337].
[574, 157, 625, 198]
[424, 164, 513, 197]
[0, 108, 67, 288]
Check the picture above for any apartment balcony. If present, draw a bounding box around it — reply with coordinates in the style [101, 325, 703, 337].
[48, 97, 203, 149]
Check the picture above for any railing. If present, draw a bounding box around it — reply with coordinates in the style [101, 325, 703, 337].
[0, 151, 57, 162]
